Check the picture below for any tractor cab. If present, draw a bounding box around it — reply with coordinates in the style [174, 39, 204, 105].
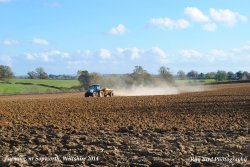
[85, 84, 101, 97]
[88, 84, 101, 93]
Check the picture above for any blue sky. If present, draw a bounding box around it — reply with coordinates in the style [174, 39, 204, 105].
[0, 0, 249, 75]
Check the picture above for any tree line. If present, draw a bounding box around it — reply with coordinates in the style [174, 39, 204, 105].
[0, 66, 77, 80]
[176, 70, 250, 81]
[0, 64, 249, 86]
[27, 67, 76, 80]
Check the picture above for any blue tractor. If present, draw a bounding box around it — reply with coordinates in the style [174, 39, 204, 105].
[85, 84, 114, 97]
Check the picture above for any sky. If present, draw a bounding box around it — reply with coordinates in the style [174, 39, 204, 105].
[0, 0, 250, 75]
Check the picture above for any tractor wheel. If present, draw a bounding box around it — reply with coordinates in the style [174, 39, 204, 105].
[99, 91, 104, 97]
[92, 92, 97, 97]
[110, 92, 114, 97]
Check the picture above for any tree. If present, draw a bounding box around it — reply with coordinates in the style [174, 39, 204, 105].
[35, 67, 48, 79]
[187, 70, 199, 79]
[130, 66, 152, 85]
[206, 72, 216, 79]
[159, 66, 174, 83]
[0, 65, 14, 80]
[78, 70, 91, 90]
[27, 71, 37, 79]
[198, 73, 206, 79]
[227, 71, 236, 80]
[242, 71, 249, 80]
[215, 70, 227, 81]
[236, 71, 243, 80]
[177, 70, 186, 80]
[89, 72, 101, 84]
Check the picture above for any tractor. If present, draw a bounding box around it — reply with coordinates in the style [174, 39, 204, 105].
[85, 84, 114, 97]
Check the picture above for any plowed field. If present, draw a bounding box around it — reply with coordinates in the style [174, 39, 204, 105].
[0, 83, 249, 166]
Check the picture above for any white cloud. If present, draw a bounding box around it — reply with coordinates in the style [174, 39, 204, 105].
[115, 47, 168, 62]
[115, 47, 143, 60]
[149, 47, 168, 64]
[210, 8, 248, 26]
[176, 19, 190, 29]
[232, 43, 250, 53]
[1, 39, 19, 45]
[50, 50, 70, 58]
[115, 47, 169, 62]
[203, 23, 217, 32]
[230, 42, 250, 63]
[32, 38, 49, 45]
[115, 48, 125, 56]
[149, 7, 247, 32]
[179, 49, 202, 58]
[178, 48, 235, 63]
[179, 49, 231, 62]
[149, 17, 190, 29]
[82, 49, 92, 57]
[25, 50, 70, 62]
[185, 7, 210, 22]
[25, 53, 36, 60]
[76, 49, 92, 57]
[110, 24, 127, 35]
[99, 48, 111, 59]
[130, 47, 141, 60]
[207, 49, 231, 62]
[209, 49, 229, 58]
[0, 55, 12, 66]
[114, 47, 169, 63]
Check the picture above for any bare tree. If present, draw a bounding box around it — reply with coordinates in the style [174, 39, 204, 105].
[159, 66, 174, 83]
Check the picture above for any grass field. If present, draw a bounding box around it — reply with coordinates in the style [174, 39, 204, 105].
[4, 79, 79, 88]
[0, 84, 61, 95]
[0, 78, 80, 95]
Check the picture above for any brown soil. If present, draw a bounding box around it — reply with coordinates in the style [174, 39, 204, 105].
[0, 83, 249, 166]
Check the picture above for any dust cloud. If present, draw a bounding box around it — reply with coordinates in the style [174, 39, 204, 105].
[115, 84, 211, 96]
